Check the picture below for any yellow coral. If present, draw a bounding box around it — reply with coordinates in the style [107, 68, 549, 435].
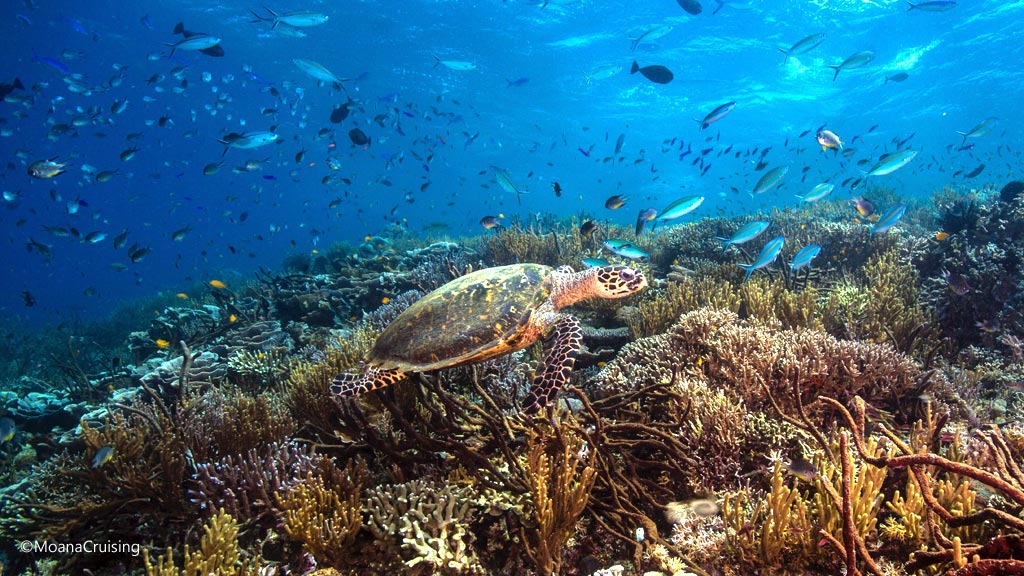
[523, 424, 597, 575]
[277, 459, 367, 568]
[144, 508, 253, 576]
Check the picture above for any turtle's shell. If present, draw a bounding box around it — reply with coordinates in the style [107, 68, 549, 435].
[368, 263, 554, 372]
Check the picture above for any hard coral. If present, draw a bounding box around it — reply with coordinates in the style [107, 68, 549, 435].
[277, 457, 368, 569]
[144, 508, 257, 576]
[363, 478, 484, 574]
[594, 307, 932, 424]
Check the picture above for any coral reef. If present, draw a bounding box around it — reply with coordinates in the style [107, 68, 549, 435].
[8, 192, 1024, 576]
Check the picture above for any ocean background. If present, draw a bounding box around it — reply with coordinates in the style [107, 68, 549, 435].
[0, 0, 1020, 327]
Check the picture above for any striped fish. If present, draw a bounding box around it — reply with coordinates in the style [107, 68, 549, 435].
[789, 244, 822, 270]
[797, 183, 834, 202]
[654, 195, 704, 228]
[865, 150, 916, 176]
[715, 220, 769, 253]
[751, 166, 788, 195]
[871, 204, 907, 236]
[695, 101, 736, 130]
[738, 235, 784, 282]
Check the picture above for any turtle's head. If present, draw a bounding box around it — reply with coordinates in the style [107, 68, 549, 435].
[592, 265, 648, 299]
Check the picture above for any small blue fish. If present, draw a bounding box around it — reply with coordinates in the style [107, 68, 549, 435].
[715, 220, 769, 253]
[789, 244, 822, 270]
[738, 236, 785, 282]
[92, 444, 115, 468]
[581, 257, 610, 268]
[865, 150, 917, 177]
[751, 166, 788, 195]
[871, 204, 907, 236]
[906, 0, 957, 11]
[797, 183, 834, 203]
[654, 196, 704, 228]
[603, 238, 650, 261]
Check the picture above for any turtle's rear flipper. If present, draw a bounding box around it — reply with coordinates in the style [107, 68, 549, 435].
[523, 315, 582, 414]
[331, 367, 405, 398]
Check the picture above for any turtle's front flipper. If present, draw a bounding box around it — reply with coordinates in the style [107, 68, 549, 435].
[523, 314, 583, 414]
[330, 367, 406, 398]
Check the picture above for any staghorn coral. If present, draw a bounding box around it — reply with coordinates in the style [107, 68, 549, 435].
[144, 508, 257, 576]
[277, 457, 369, 569]
[363, 477, 484, 574]
[226, 347, 292, 389]
[738, 276, 822, 330]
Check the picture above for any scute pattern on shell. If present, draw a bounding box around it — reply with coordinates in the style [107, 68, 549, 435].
[368, 263, 554, 372]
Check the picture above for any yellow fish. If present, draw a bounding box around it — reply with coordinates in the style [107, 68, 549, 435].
[155, 339, 170, 349]
[381, 297, 391, 305]
[176, 293, 189, 300]
[228, 314, 237, 323]
[935, 231, 950, 241]
[209, 280, 227, 289]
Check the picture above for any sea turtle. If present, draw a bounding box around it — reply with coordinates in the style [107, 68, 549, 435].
[331, 263, 647, 413]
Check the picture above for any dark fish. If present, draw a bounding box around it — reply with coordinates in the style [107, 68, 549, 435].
[580, 220, 598, 237]
[479, 215, 502, 230]
[553, 181, 562, 197]
[0, 77, 24, 100]
[942, 269, 971, 295]
[21, 291, 35, 307]
[676, 0, 703, 14]
[965, 164, 985, 178]
[605, 194, 627, 209]
[614, 133, 625, 155]
[630, 60, 673, 84]
[785, 457, 817, 481]
[329, 100, 351, 123]
[635, 208, 657, 236]
[885, 72, 910, 83]
[348, 128, 370, 146]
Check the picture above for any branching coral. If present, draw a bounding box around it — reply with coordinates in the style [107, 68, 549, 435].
[822, 246, 940, 360]
[189, 440, 332, 529]
[277, 457, 368, 568]
[521, 423, 597, 575]
[178, 388, 296, 462]
[824, 396, 1024, 575]
[8, 410, 190, 542]
[626, 276, 740, 338]
[144, 508, 256, 576]
[363, 477, 484, 574]
[474, 221, 587, 268]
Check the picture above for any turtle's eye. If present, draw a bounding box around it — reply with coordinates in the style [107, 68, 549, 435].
[619, 269, 635, 282]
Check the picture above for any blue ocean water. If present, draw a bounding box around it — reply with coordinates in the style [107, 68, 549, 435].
[0, 0, 1019, 326]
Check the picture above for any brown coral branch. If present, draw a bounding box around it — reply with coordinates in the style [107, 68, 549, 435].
[944, 559, 1024, 575]
[840, 431, 862, 576]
